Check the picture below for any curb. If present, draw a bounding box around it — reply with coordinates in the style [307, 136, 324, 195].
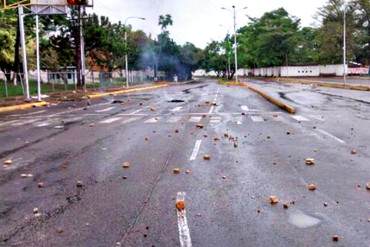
[0, 101, 48, 114]
[242, 82, 296, 114]
[277, 78, 370, 92]
[87, 84, 168, 99]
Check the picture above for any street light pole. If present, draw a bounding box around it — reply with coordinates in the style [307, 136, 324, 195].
[36, 14, 41, 101]
[232, 5, 238, 83]
[124, 17, 145, 88]
[18, 5, 30, 100]
[343, 6, 347, 85]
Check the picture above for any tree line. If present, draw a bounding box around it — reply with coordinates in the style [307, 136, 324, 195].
[202, 0, 369, 79]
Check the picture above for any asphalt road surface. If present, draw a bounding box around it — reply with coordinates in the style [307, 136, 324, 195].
[0, 79, 369, 247]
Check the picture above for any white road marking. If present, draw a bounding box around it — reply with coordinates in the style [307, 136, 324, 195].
[210, 116, 222, 124]
[12, 119, 40, 126]
[235, 117, 243, 125]
[251, 116, 264, 122]
[130, 109, 143, 114]
[189, 116, 202, 123]
[241, 105, 249, 111]
[189, 140, 202, 161]
[167, 116, 182, 123]
[121, 117, 140, 124]
[11, 110, 47, 117]
[96, 107, 115, 113]
[144, 117, 160, 123]
[208, 106, 215, 114]
[317, 129, 346, 144]
[99, 117, 122, 124]
[309, 115, 325, 121]
[171, 107, 183, 112]
[292, 115, 309, 122]
[176, 192, 192, 247]
[35, 122, 51, 127]
[0, 120, 19, 127]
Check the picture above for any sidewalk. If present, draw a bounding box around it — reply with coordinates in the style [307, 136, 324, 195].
[0, 82, 168, 113]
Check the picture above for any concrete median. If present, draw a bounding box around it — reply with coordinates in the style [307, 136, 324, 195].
[0, 101, 49, 114]
[242, 82, 296, 114]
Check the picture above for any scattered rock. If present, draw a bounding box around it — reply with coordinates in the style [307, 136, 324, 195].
[305, 158, 315, 166]
[222, 176, 227, 180]
[224, 133, 229, 138]
[351, 149, 357, 155]
[21, 173, 33, 178]
[175, 129, 179, 133]
[33, 208, 39, 214]
[176, 200, 185, 211]
[203, 155, 211, 160]
[185, 169, 191, 174]
[269, 195, 279, 205]
[173, 168, 181, 174]
[196, 124, 204, 129]
[323, 202, 328, 207]
[122, 162, 130, 169]
[307, 183, 317, 191]
[37, 182, 45, 188]
[332, 235, 340, 242]
[150, 107, 156, 112]
[241, 112, 246, 116]
[56, 228, 64, 234]
[366, 182, 370, 190]
[283, 203, 289, 209]
[214, 137, 220, 141]
[122, 176, 128, 180]
[3, 159, 12, 165]
[286, 131, 291, 135]
[76, 180, 84, 188]
[89, 123, 95, 127]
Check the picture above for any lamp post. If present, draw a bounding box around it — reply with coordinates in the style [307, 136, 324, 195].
[343, 5, 347, 85]
[124, 16, 145, 88]
[221, 6, 247, 82]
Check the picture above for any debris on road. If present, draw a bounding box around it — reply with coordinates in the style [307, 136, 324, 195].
[185, 169, 191, 174]
[332, 235, 340, 242]
[176, 200, 185, 211]
[366, 182, 370, 190]
[196, 124, 204, 129]
[76, 180, 84, 188]
[283, 203, 289, 209]
[3, 159, 12, 165]
[214, 137, 220, 141]
[203, 155, 211, 160]
[175, 129, 179, 133]
[37, 182, 45, 188]
[324, 202, 328, 207]
[305, 158, 315, 166]
[150, 107, 156, 112]
[122, 162, 130, 169]
[173, 168, 181, 174]
[33, 208, 41, 217]
[351, 149, 357, 155]
[307, 183, 317, 191]
[222, 176, 227, 180]
[269, 195, 279, 205]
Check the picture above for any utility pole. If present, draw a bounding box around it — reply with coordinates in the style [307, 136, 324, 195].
[124, 17, 145, 88]
[35, 14, 41, 101]
[80, 5, 86, 91]
[343, 7, 347, 85]
[18, 5, 30, 100]
[232, 5, 238, 83]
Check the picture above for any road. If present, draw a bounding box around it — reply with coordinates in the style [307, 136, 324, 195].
[0, 79, 369, 247]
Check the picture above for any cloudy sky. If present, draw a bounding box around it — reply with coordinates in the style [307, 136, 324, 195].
[91, 0, 327, 48]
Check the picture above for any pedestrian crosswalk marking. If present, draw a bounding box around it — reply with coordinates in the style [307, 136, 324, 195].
[167, 116, 182, 123]
[100, 117, 122, 124]
[210, 116, 222, 124]
[145, 117, 160, 123]
[171, 107, 183, 112]
[241, 105, 249, 111]
[251, 116, 264, 122]
[292, 115, 309, 122]
[121, 117, 140, 124]
[96, 107, 115, 113]
[189, 116, 202, 123]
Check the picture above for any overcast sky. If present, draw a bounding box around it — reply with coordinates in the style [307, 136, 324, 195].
[91, 0, 327, 48]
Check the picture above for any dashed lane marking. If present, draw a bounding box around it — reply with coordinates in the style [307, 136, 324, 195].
[189, 140, 202, 161]
[99, 117, 122, 124]
[189, 116, 202, 123]
[292, 115, 309, 122]
[176, 192, 192, 247]
[251, 116, 264, 122]
[35, 122, 51, 127]
[95, 107, 115, 113]
[308, 115, 325, 121]
[316, 129, 345, 144]
[12, 119, 40, 126]
[0, 120, 19, 127]
[210, 116, 222, 124]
